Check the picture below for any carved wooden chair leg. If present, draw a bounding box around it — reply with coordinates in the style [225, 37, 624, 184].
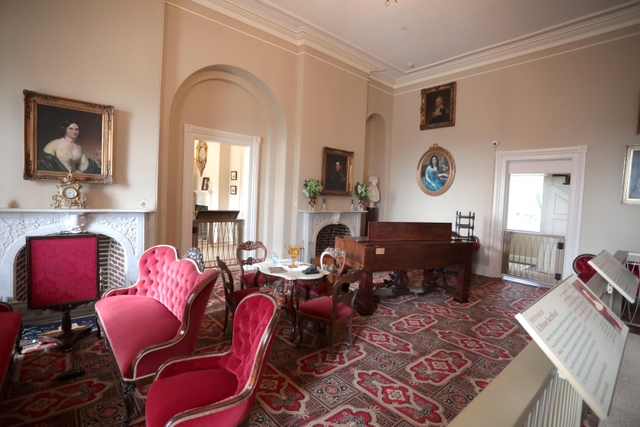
[297, 317, 304, 346]
[223, 305, 229, 332]
[95, 319, 102, 339]
[329, 324, 336, 360]
[122, 380, 136, 425]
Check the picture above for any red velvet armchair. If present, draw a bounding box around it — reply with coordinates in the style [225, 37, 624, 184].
[145, 292, 280, 427]
[94, 245, 219, 424]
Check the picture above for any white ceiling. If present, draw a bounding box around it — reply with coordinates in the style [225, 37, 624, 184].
[193, 0, 640, 87]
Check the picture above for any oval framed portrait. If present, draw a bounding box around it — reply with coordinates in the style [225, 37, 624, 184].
[416, 144, 456, 196]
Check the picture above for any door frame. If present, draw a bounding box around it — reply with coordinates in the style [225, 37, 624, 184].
[181, 124, 260, 253]
[487, 145, 587, 279]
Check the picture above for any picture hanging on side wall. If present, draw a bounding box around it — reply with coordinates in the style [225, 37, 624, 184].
[195, 140, 207, 177]
[420, 82, 456, 130]
[621, 144, 640, 205]
[321, 146, 353, 196]
[23, 90, 114, 183]
[230, 185, 237, 195]
[637, 90, 640, 134]
[416, 144, 456, 196]
[201, 177, 210, 191]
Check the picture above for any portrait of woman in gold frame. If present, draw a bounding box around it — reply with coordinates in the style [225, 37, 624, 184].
[416, 144, 456, 196]
[23, 90, 114, 184]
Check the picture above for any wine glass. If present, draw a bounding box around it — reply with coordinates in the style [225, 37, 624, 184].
[285, 245, 303, 268]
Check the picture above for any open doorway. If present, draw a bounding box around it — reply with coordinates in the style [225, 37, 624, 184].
[181, 124, 260, 255]
[487, 146, 587, 281]
[503, 173, 570, 285]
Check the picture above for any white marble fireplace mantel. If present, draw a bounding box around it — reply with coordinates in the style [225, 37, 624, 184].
[0, 208, 155, 300]
[297, 210, 365, 264]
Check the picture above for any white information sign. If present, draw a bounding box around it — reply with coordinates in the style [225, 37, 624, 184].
[515, 275, 629, 419]
[588, 250, 639, 303]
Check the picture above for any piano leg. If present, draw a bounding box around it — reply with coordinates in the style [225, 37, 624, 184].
[355, 271, 375, 316]
[453, 265, 470, 303]
[391, 270, 411, 296]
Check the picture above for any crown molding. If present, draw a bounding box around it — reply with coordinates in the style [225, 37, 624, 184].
[190, 0, 640, 89]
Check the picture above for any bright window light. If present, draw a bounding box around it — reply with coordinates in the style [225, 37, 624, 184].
[507, 174, 544, 232]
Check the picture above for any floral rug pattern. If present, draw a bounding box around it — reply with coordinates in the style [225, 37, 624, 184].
[1, 272, 551, 426]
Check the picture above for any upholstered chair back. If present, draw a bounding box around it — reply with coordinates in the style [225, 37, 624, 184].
[104, 245, 216, 323]
[219, 293, 279, 395]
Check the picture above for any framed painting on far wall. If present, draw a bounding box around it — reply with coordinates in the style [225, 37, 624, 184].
[622, 145, 640, 205]
[420, 82, 456, 130]
[23, 90, 114, 183]
[416, 144, 456, 196]
[321, 147, 354, 196]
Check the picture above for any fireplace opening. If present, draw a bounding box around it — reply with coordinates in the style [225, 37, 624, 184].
[14, 234, 126, 305]
[315, 224, 351, 257]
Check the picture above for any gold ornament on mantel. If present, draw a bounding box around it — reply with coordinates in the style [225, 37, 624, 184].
[52, 172, 86, 209]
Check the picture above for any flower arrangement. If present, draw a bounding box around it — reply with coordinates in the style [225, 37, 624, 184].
[302, 178, 323, 198]
[355, 182, 371, 200]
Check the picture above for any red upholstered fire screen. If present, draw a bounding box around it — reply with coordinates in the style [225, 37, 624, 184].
[27, 233, 99, 309]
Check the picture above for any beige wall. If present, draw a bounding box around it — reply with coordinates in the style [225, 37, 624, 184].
[160, 1, 373, 254]
[0, 0, 163, 210]
[2, 0, 639, 277]
[389, 28, 640, 274]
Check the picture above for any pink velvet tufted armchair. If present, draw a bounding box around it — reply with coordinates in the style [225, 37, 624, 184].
[145, 292, 280, 427]
[94, 245, 219, 424]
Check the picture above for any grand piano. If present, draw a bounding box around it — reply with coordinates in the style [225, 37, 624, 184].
[335, 222, 474, 315]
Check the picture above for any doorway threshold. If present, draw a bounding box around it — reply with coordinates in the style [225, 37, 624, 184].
[502, 275, 554, 289]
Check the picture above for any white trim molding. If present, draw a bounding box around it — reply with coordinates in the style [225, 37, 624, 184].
[487, 145, 587, 279]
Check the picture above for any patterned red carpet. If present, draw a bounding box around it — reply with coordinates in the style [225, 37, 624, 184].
[0, 272, 548, 426]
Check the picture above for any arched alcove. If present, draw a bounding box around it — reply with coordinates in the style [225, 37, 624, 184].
[160, 65, 290, 255]
[364, 113, 389, 218]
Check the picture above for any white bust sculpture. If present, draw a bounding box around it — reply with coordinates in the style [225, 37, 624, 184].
[367, 176, 380, 208]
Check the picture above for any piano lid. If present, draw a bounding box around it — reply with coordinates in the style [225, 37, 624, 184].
[367, 222, 452, 241]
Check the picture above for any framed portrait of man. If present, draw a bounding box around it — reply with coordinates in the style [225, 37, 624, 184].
[420, 82, 456, 130]
[23, 90, 114, 183]
[321, 147, 353, 196]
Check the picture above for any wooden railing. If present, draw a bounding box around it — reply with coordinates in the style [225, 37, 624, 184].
[502, 231, 565, 285]
[192, 219, 244, 269]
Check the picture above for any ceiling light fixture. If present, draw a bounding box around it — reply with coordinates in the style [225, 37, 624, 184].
[385, 0, 399, 6]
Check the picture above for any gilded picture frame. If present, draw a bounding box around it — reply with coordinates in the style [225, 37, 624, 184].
[621, 144, 640, 205]
[416, 144, 456, 196]
[637, 90, 640, 134]
[195, 140, 207, 176]
[420, 82, 456, 130]
[321, 146, 354, 196]
[23, 90, 114, 183]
